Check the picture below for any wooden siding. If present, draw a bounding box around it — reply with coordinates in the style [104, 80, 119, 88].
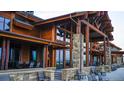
[12, 26, 40, 38]
[20, 45, 30, 63]
[40, 26, 55, 41]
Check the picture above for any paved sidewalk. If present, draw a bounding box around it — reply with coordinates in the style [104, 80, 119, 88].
[106, 68, 124, 81]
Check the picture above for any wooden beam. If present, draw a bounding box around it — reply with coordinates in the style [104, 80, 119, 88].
[79, 21, 83, 71]
[0, 31, 66, 47]
[15, 12, 41, 22]
[52, 25, 56, 42]
[13, 19, 33, 30]
[52, 49, 56, 67]
[5, 39, 10, 70]
[35, 11, 98, 26]
[63, 31, 66, 68]
[44, 45, 48, 67]
[70, 31, 73, 68]
[63, 49, 66, 68]
[1, 38, 6, 70]
[10, 12, 15, 32]
[86, 25, 89, 66]
[90, 42, 93, 66]
[57, 27, 72, 34]
[81, 20, 107, 37]
[35, 12, 86, 26]
[42, 47, 45, 68]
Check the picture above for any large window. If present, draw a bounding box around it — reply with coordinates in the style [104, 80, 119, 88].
[56, 28, 71, 44]
[56, 29, 64, 41]
[0, 16, 10, 31]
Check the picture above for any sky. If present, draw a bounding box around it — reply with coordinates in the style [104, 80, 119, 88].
[34, 11, 124, 50]
[109, 12, 124, 50]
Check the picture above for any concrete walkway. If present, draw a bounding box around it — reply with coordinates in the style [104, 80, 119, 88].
[106, 68, 124, 81]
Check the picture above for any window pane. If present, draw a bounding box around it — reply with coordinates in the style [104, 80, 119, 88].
[5, 18, 10, 31]
[56, 50, 59, 63]
[0, 16, 4, 30]
[56, 29, 64, 41]
[0, 16, 4, 22]
[60, 50, 63, 63]
[0, 22, 4, 30]
[9, 48, 14, 62]
[66, 49, 70, 66]
[32, 50, 37, 61]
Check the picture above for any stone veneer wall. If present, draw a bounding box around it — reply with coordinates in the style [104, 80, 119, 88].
[10, 72, 38, 81]
[72, 34, 84, 70]
[106, 47, 111, 65]
[61, 68, 78, 81]
[96, 65, 111, 72]
[0, 68, 44, 81]
[0, 67, 79, 81]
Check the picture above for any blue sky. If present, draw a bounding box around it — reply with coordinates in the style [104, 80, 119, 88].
[35, 11, 124, 50]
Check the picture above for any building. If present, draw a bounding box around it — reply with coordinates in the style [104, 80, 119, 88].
[0, 11, 116, 80]
[109, 42, 124, 65]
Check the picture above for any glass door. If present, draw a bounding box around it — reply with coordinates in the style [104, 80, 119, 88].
[56, 49, 64, 69]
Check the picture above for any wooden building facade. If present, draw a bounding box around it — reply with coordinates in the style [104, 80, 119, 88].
[0, 11, 114, 70]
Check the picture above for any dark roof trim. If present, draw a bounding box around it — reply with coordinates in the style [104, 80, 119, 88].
[15, 11, 43, 22]
[34, 11, 98, 26]
[111, 51, 124, 54]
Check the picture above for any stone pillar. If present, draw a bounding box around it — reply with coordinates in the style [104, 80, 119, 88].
[72, 34, 84, 71]
[106, 47, 111, 65]
[106, 40, 111, 65]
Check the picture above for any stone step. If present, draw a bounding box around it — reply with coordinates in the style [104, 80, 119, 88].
[54, 71, 62, 80]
